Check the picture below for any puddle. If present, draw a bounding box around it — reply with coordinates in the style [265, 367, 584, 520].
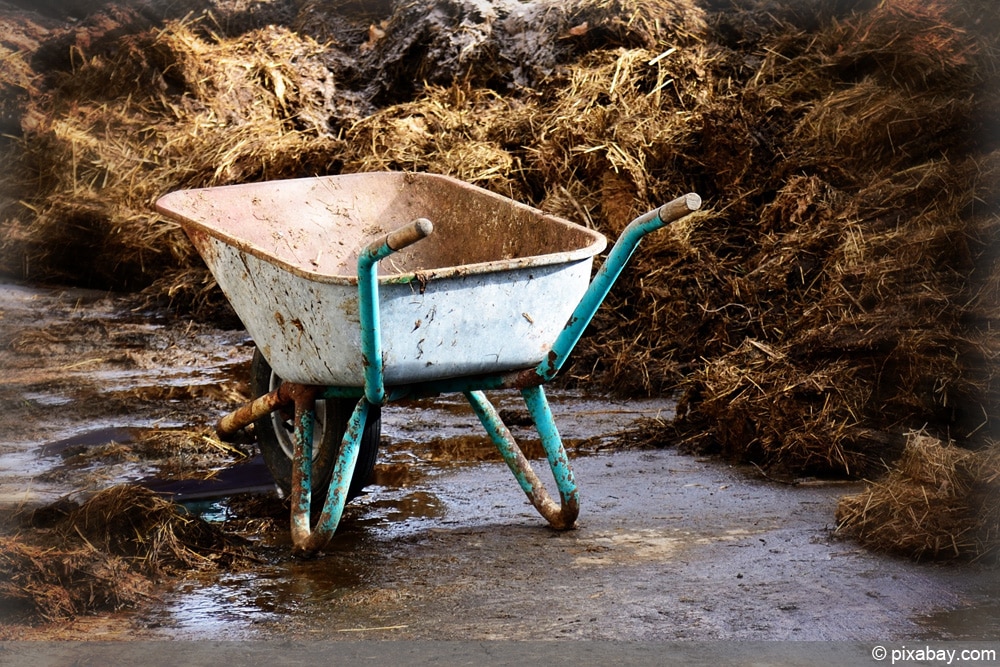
[40, 426, 141, 457]
[153, 576, 285, 639]
[351, 490, 449, 539]
[141, 457, 276, 502]
[381, 390, 673, 452]
[20, 391, 74, 407]
[916, 578, 1000, 640]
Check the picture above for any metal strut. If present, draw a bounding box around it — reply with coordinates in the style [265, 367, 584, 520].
[465, 387, 579, 530]
[289, 394, 370, 556]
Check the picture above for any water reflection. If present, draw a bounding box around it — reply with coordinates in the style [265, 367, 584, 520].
[162, 576, 283, 639]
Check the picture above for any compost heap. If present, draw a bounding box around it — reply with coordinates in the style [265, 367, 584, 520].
[1, 0, 998, 564]
[0, 485, 251, 624]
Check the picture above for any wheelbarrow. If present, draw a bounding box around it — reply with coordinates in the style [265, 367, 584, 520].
[156, 172, 701, 556]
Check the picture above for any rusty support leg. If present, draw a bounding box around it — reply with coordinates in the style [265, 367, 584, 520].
[290, 397, 370, 557]
[289, 385, 319, 547]
[215, 377, 329, 443]
[465, 388, 579, 530]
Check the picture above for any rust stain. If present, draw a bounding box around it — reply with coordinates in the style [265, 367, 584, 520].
[274, 311, 286, 326]
[339, 297, 359, 320]
[504, 367, 546, 389]
[290, 317, 305, 345]
[216, 380, 319, 441]
[536, 349, 560, 379]
[415, 271, 430, 294]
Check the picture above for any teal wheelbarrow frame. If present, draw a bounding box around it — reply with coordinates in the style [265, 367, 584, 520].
[216, 193, 702, 556]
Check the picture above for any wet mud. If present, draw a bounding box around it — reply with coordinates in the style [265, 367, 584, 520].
[0, 281, 997, 641]
[147, 453, 1000, 642]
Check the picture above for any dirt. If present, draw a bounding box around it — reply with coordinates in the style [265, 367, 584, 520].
[0, 281, 252, 507]
[0, 280, 997, 642]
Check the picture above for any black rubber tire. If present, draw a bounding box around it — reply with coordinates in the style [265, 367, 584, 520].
[250, 348, 380, 504]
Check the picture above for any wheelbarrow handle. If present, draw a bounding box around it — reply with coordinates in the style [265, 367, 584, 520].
[537, 192, 702, 381]
[365, 217, 434, 256]
[358, 217, 436, 406]
[650, 192, 702, 226]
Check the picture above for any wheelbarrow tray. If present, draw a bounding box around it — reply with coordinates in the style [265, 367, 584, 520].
[156, 172, 607, 386]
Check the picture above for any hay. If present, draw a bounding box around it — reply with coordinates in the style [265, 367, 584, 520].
[1, 16, 347, 300]
[342, 84, 524, 195]
[601, 1, 1000, 484]
[0, 485, 251, 622]
[836, 432, 1000, 562]
[40, 427, 250, 478]
[0, 536, 149, 622]
[61, 485, 237, 568]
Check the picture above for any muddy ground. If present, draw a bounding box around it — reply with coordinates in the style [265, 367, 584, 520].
[0, 280, 998, 643]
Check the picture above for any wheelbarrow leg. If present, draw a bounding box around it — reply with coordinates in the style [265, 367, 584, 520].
[465, 387, 579, 530]
[288, 387, 317, 548]
[289, 393, 369, 556]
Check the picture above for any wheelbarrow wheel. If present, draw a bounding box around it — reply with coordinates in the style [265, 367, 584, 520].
[250, 349, 380, 504]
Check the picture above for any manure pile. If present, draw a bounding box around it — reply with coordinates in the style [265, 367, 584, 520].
[1, 0, 998, 561]
[0, 485, 250, 623]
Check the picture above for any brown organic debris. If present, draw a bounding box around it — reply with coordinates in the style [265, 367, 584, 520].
[836, 432, 1000, 562]
[0, 485, 251, 623]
